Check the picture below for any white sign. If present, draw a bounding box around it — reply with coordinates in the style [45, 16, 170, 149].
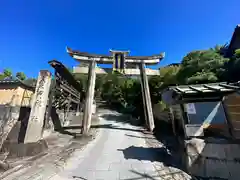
[185, 124, 204, 137]
[186, 103, 196, 114]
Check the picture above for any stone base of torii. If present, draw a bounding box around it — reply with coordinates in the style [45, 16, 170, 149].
[67, 48, 165, 134]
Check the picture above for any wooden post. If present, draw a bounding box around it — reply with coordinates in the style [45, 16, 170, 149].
[82, 61, 96, 134]
[139, 62, 155, 131]
[24, 70, 52, 143]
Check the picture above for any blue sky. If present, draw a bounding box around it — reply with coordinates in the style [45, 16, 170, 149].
[0, 0, 239, 78]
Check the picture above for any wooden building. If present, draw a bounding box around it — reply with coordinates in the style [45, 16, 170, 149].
[0, 80, 35, 146]
[0, 80, 34, 107]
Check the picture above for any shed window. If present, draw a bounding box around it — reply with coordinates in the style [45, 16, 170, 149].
[185, 101, 230, 137]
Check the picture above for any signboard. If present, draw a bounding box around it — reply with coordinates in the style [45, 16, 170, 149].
[113, 52, 125, 73]
[185, 124, 204, 137]
[186, 103, 196, 114]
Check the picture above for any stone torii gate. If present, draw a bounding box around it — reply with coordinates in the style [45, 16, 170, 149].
[66, 47, 164, 134]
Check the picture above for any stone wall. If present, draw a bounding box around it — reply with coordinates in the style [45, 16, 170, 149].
[185, 138, 240, 179]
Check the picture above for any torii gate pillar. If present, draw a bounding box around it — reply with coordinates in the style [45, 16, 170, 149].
[82, 60, 96, 135]
[139, 62, 155, 131]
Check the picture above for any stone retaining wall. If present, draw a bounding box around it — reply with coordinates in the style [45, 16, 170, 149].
[185, 138, 240, 179]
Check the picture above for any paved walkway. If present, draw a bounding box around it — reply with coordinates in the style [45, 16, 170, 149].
[50, 109, 164, 180]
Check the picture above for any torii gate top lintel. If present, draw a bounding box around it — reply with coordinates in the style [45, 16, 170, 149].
[66, 47, 165, 65]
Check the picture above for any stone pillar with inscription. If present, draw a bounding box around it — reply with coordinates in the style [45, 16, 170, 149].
[24, 70, 52, 143]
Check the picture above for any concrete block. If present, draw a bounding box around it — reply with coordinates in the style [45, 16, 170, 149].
[227, 161, 240, 180]
[202, 143, 226, 159]
[205, 159, 230, 179]
[224, 144, 240, 160]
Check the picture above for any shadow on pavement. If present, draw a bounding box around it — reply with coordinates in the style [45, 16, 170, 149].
[153, 120, 181, 156]
[118, 146, 194, 180]
[125, 134, 155, 140]
[101, 114, 142, 127]
[57, 129, 80, 137]
[129, 170, 158, 180]
[63, 124, 148, 134]
[72, 175, 87, 179]
[129, 169, 190, 180]
[117, 146, 180, 168]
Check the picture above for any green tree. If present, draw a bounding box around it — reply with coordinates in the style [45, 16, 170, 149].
[3, 68, 12, 80]
[148, 65, 180, 103]
[24, 78, 37, 87]
[0, 74, 4, 80]
[16, 72, 26, 80]
[222, 49, 240, 82]
[177, 49, 229, 84]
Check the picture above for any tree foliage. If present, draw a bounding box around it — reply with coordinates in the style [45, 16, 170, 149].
[24, 78, 37, 86]
[3, 68, 12, 80]
[148, 65, 180, 103]
[177, 49, 229, 84]
[0, 69, 27, 81]
[16, 72, 26, 80]
[0, 74, 4, 80]
[222, 49, 240, 82]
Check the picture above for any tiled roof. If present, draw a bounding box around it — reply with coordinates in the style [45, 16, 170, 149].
[0, 79, 35, 90]
[162, 82, 240, 105]
[0, 80, 19, 84]
[167, 82, 240, 95]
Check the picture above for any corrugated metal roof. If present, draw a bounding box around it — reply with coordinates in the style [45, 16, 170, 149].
[169, 82, 240, 95]
[162, 82, 240, 105]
